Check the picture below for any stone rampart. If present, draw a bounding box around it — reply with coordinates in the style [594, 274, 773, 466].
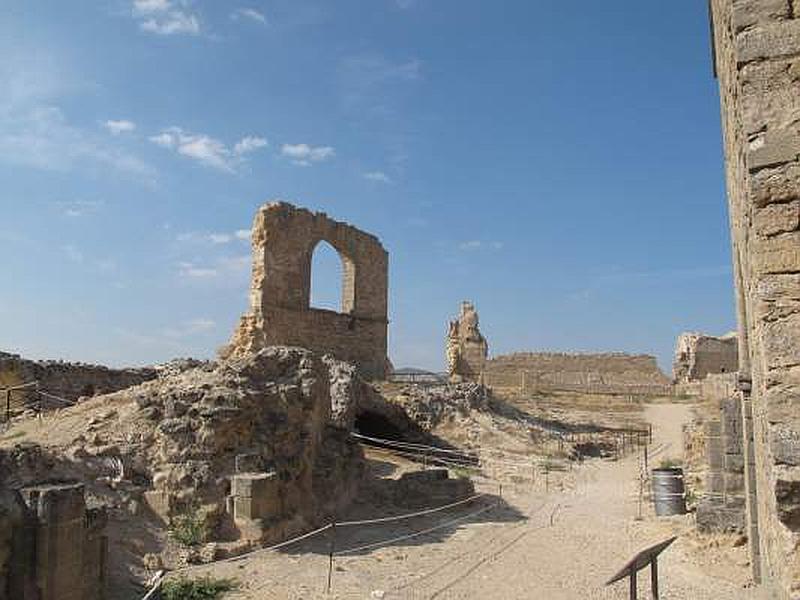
[484, 352, 672, 396]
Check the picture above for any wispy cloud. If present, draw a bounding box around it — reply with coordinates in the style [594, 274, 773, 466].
[234, 135, 268, 154]
[176, 228, 251, 244]
[280, 143, 335, 166]
[103, 119, 136, 135]
[457, 240, 504, 251]
[132, 0, 201, 36]
[177, 255, 250, 281]
[150, 127, 267, 172]
[0, 105, 155, 181]
[338, 54, 421, 113]
[363, 170, 391, 183]
[231, 7, 267, 24]
[58, 200, 104, 218]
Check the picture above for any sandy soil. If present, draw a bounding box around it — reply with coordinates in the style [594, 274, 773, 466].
[168, 402, 762, 600]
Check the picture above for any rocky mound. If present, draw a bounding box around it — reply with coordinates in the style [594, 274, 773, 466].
[0, 348, 365, 566]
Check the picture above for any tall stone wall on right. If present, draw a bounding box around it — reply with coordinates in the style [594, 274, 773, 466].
[710, 1, 800, 596]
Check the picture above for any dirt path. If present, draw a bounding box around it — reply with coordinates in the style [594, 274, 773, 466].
[177, 402, 759, 599]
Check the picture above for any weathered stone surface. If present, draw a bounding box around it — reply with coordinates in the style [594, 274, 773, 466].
[731, 0, 790, 32]
[697, 497, 746, 533]
[737, 20, 800, 63]
[446, 301, 489, 383]
[221, 202, 389, 380]
[754, 201, 800, 237]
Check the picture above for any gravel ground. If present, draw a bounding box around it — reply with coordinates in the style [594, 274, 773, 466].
[173, 403, 764, 599]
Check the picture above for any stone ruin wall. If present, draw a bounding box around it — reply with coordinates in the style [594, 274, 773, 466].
[711, 0, 800, 595]
[0, 352, 156, 414]
[673, 332, 739, 383]
[0, 476, 106, 600]
[222, 202, 389, 380]
[483, 352, 673, 396]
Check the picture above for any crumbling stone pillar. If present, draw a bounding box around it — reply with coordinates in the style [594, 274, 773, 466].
[446, 301, 489, 383]
[14, 483, 106, 600]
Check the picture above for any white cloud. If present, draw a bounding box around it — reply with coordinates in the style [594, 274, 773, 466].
[234, 135, 268, 154]
[177, 255, 250, 281]
[280, 143, 335, 166]
[177, 261, 218, 278]
[58, 200, 103, 218]
[0, 105, 155, 181]
[132, 0, 201, 36]
[103, 119, 136, 135]
[363, 170, 391, 183]
[457, 240, 505, 251]
[176, 229, 251, 244]
[208, 233, 232, 244]
[150, 127, 267, 172]
[133, 0, 170, 12]
[231, 8, 267, 24]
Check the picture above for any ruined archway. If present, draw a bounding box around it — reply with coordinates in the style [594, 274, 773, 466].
[223, 202, 389, 379]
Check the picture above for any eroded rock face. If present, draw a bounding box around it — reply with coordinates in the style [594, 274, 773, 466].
[446, 301, 489, 383]
[388, 383, 490, 431]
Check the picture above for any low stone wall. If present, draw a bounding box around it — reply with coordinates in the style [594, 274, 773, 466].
[675, 372, 738, 403]
[484, 352, 672, 396]
[0, 351, 156, 412]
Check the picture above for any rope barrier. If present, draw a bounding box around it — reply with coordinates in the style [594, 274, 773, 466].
[36, 390, 77, 407]
[334, 502, 497, 557]
[338, 494, 486, 527]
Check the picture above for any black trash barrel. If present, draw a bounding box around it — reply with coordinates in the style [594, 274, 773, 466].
[651, 467, 686, 516]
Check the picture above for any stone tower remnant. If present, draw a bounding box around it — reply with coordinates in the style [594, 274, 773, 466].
[673, 332, 739, 383]
[222, 201, 390, 380]
[446, 301, 488, 383]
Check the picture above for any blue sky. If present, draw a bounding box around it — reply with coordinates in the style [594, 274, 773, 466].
[0, 1, 734, 373]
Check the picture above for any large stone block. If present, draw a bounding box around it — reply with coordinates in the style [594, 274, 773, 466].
[752, 231, 800, 274]
[736, 21, 800, 64]
[231, 472, 281, 521]
[697, 497, 745, 533]
[754, 201, 800, 237]
[748, 129, 800, 172]
[731, 0, 790, 32]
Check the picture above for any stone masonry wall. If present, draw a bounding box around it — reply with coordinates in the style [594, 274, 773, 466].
[483, 352, 672, 396]
[710, 1, 800, 595]
[0, 351, 156, 414]
[222, 202, 390, 380]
